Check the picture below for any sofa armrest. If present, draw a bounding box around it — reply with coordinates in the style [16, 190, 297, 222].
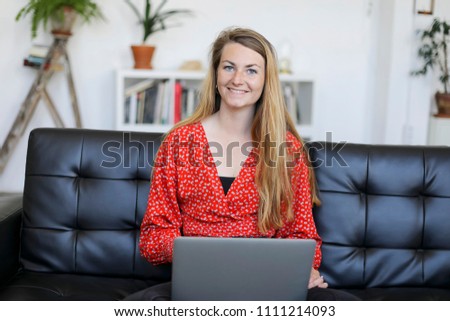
[0, 193, 23, 284]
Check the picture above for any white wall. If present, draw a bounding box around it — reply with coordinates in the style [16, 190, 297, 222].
[377, 0, 450, 145]
[0, 0, 449, 192]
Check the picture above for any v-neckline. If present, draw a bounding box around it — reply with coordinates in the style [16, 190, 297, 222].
[197, 122, 254, 198]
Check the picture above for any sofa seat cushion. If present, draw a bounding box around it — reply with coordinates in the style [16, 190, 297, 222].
[0, 271, 157, 300]
[343, 287, 450, 301]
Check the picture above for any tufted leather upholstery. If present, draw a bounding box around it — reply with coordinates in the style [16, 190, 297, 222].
[309, 142, 450, 300]
[0, 129, 449, 300]
[21, 128, 169, 279]
[0, 128, 170, 300]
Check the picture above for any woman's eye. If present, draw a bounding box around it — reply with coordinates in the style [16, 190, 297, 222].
[247, 68, 257, 75]
[224, 65, 234, 71]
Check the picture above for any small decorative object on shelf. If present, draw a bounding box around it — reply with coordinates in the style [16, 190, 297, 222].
[124, 0, 193, 69]
[278, 40, 293, 74]
[179, 60, 203, 71]
[412, 18, 450, 117]
[116, 70, 316, 139]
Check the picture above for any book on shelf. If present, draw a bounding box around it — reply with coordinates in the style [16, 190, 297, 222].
[23, 58, 63, 71]
[181, 87, 188, 120]
[161, 82, 172, 124]
[283, 84, 299, 124]
[125, 79, 155, 97]
[26, 55, 46, 65]
[153, 81, 167, 124]
[185, 87, 198, 118]
[180, 87, 198, 120]
[291, 84, 302, 123]
[23, 58, 45, 68]
[124, 96, 131, 123]
[142, 84, 159, 124]
[295, 94, 302, 124]
[127, 94, 138, 124]
[136, 91, 147, 123]
[29, 44, 50, 58]
[174, 81, 183, 124]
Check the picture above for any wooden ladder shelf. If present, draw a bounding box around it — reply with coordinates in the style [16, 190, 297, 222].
[0, 33, 82, 173]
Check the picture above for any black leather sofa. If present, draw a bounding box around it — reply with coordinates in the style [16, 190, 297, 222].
[0, 128, 449, 300]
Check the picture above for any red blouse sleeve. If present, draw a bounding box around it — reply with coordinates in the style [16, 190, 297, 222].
[139, 132, 182, 265]
[275, 140, 322, 270]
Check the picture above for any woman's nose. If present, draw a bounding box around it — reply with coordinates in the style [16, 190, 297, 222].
[231, 70, 244, 85]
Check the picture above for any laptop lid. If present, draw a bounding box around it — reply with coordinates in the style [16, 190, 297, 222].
[171, 237, 316, 301]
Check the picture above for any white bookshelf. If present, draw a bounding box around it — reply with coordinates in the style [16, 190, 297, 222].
[428, 116, 450, 146]
[116, 69, 316, 139]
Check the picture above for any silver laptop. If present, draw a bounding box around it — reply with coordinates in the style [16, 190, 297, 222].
[171, 237, 316, 301]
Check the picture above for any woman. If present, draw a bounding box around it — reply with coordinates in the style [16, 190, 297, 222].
[132, 27, 357, 301]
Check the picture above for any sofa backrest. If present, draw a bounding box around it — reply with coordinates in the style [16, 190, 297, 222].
[309, 141, 450, 289]
[21, 128, 171, 281]
[22, 129, 450, 288]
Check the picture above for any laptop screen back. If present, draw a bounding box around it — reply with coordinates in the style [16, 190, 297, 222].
[171, 237, 316, 301]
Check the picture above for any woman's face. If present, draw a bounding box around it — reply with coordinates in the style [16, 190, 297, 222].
[216, 42, 265, 111]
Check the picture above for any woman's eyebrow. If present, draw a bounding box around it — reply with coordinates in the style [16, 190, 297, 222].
[222, 60, 262, 69]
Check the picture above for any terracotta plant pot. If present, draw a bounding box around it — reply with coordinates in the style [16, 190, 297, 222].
[434, 92, 450, 117]
[51, 6, 77, 36]
[131, 45, 155, 69]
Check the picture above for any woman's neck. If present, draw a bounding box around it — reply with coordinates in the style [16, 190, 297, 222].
[214, 106, 254, 139]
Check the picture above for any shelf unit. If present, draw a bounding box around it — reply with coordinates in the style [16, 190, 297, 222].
[116, 69, 315, 139]
[428, 116, 450, 145]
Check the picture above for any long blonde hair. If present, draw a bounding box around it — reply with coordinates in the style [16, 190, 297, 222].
[171, 27, 320, 232]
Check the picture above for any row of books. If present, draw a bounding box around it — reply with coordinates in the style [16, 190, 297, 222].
[124, 79, 200, 125]
[23, 43, 63, 71]
[23, 44, 49, 68]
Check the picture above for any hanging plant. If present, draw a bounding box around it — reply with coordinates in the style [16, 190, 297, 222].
[16, 0, 104, 38]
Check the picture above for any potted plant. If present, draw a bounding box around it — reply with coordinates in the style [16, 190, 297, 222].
[124, 0, 192, 69]
[16, 0, 104, 38]
[412, 18, 450, 117]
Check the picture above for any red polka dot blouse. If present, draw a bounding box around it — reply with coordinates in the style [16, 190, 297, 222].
[139, 122, 322, 269]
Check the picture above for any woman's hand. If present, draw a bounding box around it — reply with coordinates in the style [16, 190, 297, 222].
[308, 268, 328, 289]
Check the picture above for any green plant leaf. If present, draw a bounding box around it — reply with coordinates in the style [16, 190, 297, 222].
[15, 0, 104, 39]
[124, 0, 192, 43]
[412, 18, 450, 93]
